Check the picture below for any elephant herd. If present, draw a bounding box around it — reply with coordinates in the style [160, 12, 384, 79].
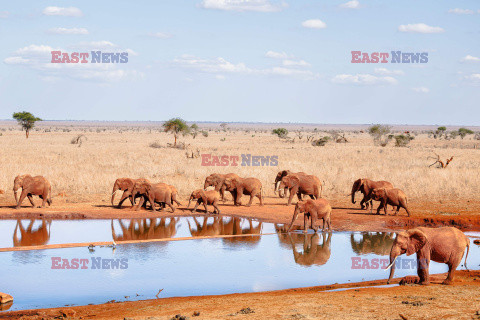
[11, 171, 412, 225]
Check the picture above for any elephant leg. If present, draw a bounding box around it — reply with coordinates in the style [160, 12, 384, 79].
[303, 213, 308, 233]
[117, 191, 130, 208]
[203, 201, 209, 214]
[296, 192, 302, 201]
[443, 256, 461, 285]
[192, 201, 200, 213]
[246, 194, 254, 207]
[256, 191, 263, 206]
[41, 194, 47, 208]
[360, 196, 366, 210]
[417, 256, 430, 285]
[27, 195, 36, 207]
[311, 213, 318, 232]
[401, 200, 411, 217]
[133, 197, 144, 211]
[16, 191, 29, 209]
[376, 201, 384, 215]
[166, 201, 175, 213]
[213, 202, 221, 214]
[287, 190, 295, 206]
[383, 200, 388, 215]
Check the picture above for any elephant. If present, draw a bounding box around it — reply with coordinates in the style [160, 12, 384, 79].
[111, 178, 149, 208]
[13, 219, 52, 247]
[350, 232, 395, 256]
[13, 175, 52, 209]
[187, 189, 221, 214]
[350, 178, 393, 210]
[371, 187, 410, 216]
[111, 218, 179, 241]
[154, 183, 182, 207]
[278, 174, 322, 206]
[131, 181, 175, 212]
[222, 177, 263, 206]
[204, 173, 240, 202]
[287, 199, 332, 233]
[289, 232, 332, 267]
[386, 227, 470, 285]
[274, 170, 307, 198]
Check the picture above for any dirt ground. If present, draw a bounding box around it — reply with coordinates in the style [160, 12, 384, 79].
[1, 196, 480, 319]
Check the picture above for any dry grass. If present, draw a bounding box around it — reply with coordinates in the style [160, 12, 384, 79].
[0, 123, 479, 203]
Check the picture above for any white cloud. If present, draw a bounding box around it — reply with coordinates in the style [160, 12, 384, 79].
[460, 55, 480, 63]
[42, 7, 83, 17]
[464, 74, 480, 86]
[4, 57, 30, 65]
[412, 87, 429, 93]
[398, 23, 444, 34]
[71, 41, 117, 50]
[48, 27, 89, 35]
[200, 0, 286, 12]
[0, 11, 9, 19]
[332, 74, 397, 85]
[339, 0, 360, 9]
[448, 8, 474, 15]
[4, 44, 142, 83]
[173, 54, 319, 80]
[282, 59, 310, 67]
[302, 19, 327, 29]
[265, 51, 290, 59]
[215, 74, 226, 80]
[374, 68, 404, 76]
[149, 32, 172, 39]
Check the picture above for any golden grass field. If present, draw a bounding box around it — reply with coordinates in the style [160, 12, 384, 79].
[0, 121, 479, 204]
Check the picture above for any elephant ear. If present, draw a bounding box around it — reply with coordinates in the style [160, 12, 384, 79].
[406, 229, 427, 256]
[290, 175, 300, 187]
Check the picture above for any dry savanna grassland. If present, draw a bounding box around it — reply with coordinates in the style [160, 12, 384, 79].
[0, 121, 479, 207]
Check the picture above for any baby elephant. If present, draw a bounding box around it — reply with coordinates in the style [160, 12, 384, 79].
[287, 199, 332, 233]
[371, 187, 410, 216]
[187, 189, 221, 214]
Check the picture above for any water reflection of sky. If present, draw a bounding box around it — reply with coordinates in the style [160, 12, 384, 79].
[0, 228, 478, 312]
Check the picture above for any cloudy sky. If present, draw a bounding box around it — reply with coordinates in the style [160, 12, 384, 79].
[1, 0, 479, 124]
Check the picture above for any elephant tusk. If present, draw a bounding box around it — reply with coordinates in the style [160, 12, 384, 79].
[111, 190, 119, 196]
[384, 256, 397, 270]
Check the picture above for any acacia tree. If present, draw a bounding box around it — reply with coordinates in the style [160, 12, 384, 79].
[162, 118, 190, 146]
[13, 111, 42, 138]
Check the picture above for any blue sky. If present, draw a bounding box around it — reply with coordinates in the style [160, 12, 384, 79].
[0, 0, 479, 124]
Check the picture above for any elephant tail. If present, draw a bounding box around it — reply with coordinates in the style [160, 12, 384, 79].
[464, 238, 470, 270]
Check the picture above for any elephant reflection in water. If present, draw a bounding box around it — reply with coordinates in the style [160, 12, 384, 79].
[111, 218, 179, 241]
[13, 219, 52, 247]
[350, 232, 395, 256]
[188, 216, 262, 246]
[275, 224, 332, 267]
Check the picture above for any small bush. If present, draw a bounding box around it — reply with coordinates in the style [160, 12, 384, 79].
[149, 141, 164, 149]
[393, 134, 414, 147]
[369, 124, 391, 146]
[272, 128, 288, 139]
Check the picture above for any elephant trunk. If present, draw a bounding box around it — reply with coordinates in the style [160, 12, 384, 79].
[386, 246, 400, 284]
[287, 207, 300, 232]
[111, 182, 119, 206]
[187, 195, 194, 208]
[203, 181, 209, 190]
[14, 190, 18, 205]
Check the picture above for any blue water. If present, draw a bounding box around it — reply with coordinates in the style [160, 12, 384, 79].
[0, 223, 478, 312]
